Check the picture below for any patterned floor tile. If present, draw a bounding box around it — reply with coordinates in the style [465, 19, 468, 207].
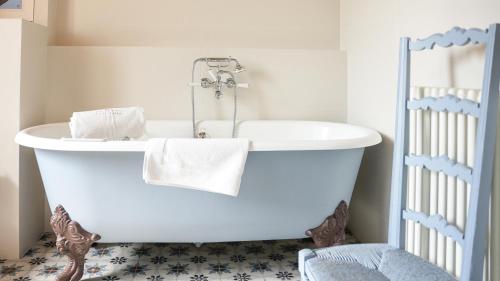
[0, 232, 356, 281]
[0, 262, 30, 280]
[28, 262, 65, 280]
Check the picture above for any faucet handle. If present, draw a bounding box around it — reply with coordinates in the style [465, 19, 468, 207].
[189, 78, 212, 87]
[189, 78, 214, 88]
[189, 82, 248, 89]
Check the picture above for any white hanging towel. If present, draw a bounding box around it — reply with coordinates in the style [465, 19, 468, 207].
[69, 107, 145, 140]
[143, 138, 250, 197]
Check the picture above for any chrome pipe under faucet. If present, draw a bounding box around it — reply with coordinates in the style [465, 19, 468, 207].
[189, 57, 248, 138]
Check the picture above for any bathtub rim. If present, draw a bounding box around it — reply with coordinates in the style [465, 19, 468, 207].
[16, 120, 382, 152]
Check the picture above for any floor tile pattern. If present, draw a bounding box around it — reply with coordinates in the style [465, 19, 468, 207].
[0, 233, 332, 281]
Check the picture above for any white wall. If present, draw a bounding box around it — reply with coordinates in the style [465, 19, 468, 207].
[341, 0, 500, 279]
[0, 19, 47, 259]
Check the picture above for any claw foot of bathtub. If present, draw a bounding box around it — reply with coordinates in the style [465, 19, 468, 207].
[50, 205, 101, 281]
[305, 200, 349, 248]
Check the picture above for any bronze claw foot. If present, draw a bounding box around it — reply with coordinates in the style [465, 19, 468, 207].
[50, 205, 101, 281]
[306, 200, 349, 248]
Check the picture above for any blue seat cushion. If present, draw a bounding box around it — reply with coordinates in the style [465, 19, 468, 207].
[303, 244, 392, 281]
[302, 244, 458, 281]
[311, 243, 392, 269]
[379, 248, 457, 281]
[305, 258, 390, 281]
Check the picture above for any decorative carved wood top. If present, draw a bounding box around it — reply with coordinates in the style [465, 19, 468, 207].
[410, 26, 488, 51]
[405, 154, 473, 184]
[407, 94, 481, 117]
[403, 210, 465, 246]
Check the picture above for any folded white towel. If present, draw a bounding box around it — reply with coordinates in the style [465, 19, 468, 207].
[69, 107, 145, 140]
[143, 138, 250, 197]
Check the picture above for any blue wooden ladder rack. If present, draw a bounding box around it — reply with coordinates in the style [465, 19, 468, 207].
[388, 24, 500, 281]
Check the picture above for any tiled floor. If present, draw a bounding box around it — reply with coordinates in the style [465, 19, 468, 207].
[0, 233, 320, 281]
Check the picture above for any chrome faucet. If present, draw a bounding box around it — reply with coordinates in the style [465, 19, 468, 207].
[189, 57, 249, 138]
[191, 58, 248, 99]
[201, 69, 238, 99]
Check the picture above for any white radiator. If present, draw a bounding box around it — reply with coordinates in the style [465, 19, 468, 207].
[405, 86, 497, 280]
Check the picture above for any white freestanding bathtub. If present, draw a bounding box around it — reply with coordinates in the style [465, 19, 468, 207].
[16, 120, 381, 243]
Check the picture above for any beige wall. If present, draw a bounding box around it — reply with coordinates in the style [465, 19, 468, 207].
[44, 0, 346, 121]
[341, 0, 500, 279]
[0, 19, 47, 259]
[340, 0, 399, 242]
[42, 0, 345, 121]
[0, 18, 22, 259]
[46, 47, 346, 123]
[19, 21, 47, 256]
[50, 0, 340, 49]
[44, 0, 345, 123]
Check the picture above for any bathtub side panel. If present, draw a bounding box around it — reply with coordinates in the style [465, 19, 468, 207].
[35, 148, 364, 243]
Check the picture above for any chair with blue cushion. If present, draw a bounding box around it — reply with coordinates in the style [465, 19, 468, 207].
[299, 23, 500, 281]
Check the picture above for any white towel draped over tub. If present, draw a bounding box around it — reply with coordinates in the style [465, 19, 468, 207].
[143, 138, 250, 197]
[69, 107, 145, 140]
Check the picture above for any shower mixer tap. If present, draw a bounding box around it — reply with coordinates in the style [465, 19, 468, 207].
[189, 57, 249, 138]
[199, 69, 240, 99]
[190, 62, 248, 99]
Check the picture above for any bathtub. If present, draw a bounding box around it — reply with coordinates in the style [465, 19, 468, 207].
[16, 120, 381, 243]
